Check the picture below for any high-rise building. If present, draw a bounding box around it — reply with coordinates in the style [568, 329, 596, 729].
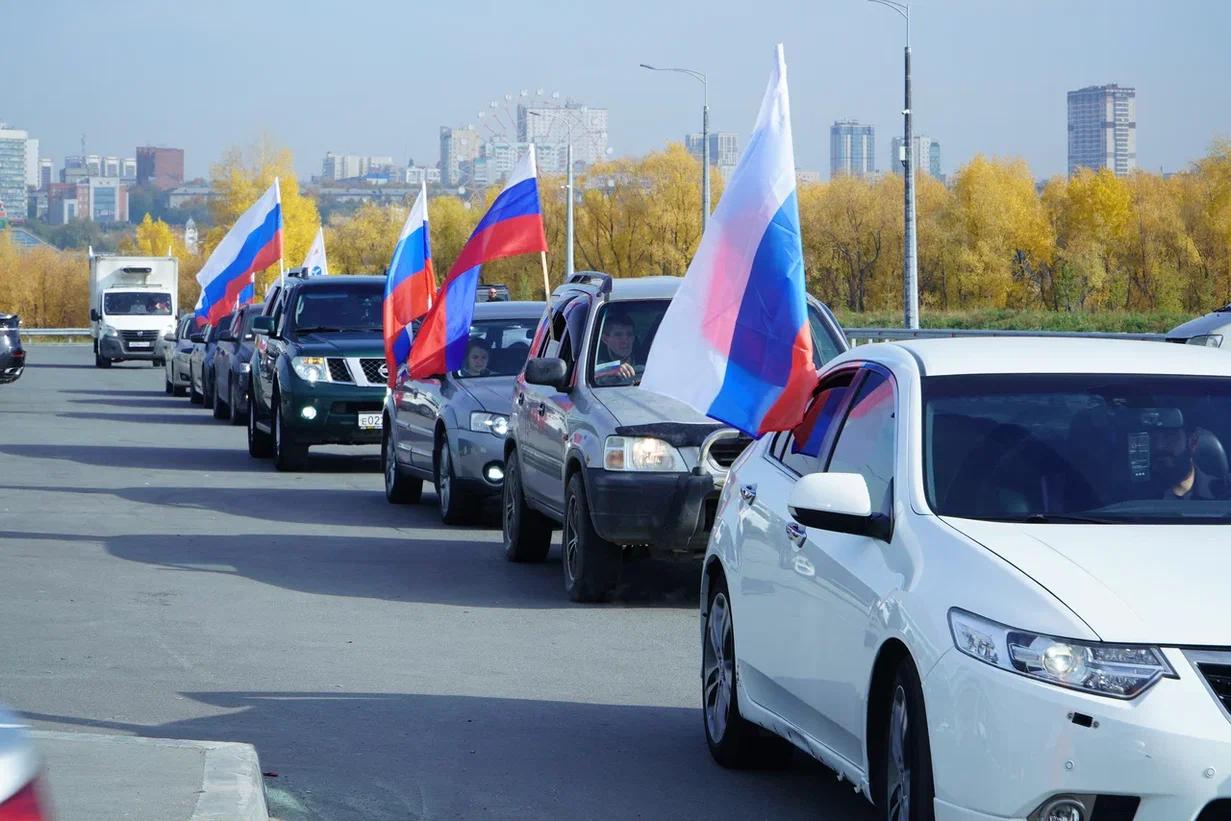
[439, 126, 481, 187]
[890, 136, 942, 179]
[39, 158, 53, 190]
[85, 154, 102, 176]
[83, 176, 127, 222]
[518, 102, 609, 168]
[685, 132, 740, 176]
[24, 139, 39, 188]
[0, 127, 29, 224]
[830, 120, 875, 178]
[121, 158, 137, 180]
[61, 155, 88, 184]
[102, 156, 121, 178]
[1067, 84, 1136, 176]
[136, 146, 185, 190]
[321, 153, 397, 181]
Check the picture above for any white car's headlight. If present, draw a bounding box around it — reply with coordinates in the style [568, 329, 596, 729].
[471, 412, 508, 437]
[949, 610, 1174, 699]
[292, 356, 330, 384]
[604, 436, 686, 472]
[101, 323, 119, 337]
[1187, 334, 1224, 348]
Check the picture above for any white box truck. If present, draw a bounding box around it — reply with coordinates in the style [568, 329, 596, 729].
[88, 253, 179, 368]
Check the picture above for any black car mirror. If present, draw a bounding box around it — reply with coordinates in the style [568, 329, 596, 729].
[189, 333, 206, 344]
[89, 309, 100, 322]
[524, 357, 569, 391]
[251, 316, 274, 336]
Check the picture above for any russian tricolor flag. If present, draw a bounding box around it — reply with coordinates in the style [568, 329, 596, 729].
[195, 179, 283, 326]
[640, 45, 815, 436]
[384, 181, 435, 387]
[408, 146, 547, 379]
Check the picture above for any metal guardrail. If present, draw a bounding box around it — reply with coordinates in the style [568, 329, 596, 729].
[844, 327, 1167, 345]
[19, 328, 92, 338]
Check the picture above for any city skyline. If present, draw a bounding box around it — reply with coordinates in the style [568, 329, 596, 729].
[2, 1, 1229, 183]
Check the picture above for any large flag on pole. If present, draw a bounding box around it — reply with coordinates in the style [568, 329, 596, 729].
[195, 179, 283, 326]
[302, 226, 329, 277]
[384, 182, 435, 387]
[640, 44, 813, 436]
[408, 146, 547, 379]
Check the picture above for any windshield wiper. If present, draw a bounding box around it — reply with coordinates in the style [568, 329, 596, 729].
[980, 513, 1116, 524]
[295, 326, 346, 334]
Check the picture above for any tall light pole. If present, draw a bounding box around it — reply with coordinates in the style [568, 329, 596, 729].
[528, 109, 576, 279]
[869, 0, 919, 330]
[640, 63, 710, 231]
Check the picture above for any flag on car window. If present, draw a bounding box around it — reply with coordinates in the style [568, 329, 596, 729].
[195, 179, 282, 327]
[640, 45, 815, 436]
[408, 146, 547, 379]
[384, 182, 435, 386]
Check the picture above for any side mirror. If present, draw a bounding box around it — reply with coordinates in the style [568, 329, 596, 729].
[251, 316, 274, 336]
[788, 472, 891, 541]
[90, 309, 100, 322]
[189, 333, 206, 344]
[524, 357, 569, 391]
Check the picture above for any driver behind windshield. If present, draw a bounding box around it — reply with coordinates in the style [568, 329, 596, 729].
[593, 310, 638, 386]
[1150, 413, 1223, 500]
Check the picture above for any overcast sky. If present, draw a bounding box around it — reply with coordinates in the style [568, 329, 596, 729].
[3, 0, 1228, 181]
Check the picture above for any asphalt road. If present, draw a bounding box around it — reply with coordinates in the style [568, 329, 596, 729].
[0, 345, 875, 820]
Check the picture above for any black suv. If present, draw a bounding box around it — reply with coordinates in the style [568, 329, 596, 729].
[248, 275, 388, 471]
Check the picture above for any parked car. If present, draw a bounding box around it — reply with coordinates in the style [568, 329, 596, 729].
[702, 336, 1231, 820]
[383, 300, 545, 522]
[163, 314, 195, 396]
[211, 303, 260, 424]
[0, 705, 48, 818]
[187, 321, 226, 407]
[0, 314, 25, 384]
[248, 275, 387, 471]
[1167, 304, 1231, 348]
[502, 272, 848, 601]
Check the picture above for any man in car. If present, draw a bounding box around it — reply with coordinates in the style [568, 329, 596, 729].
[1151, 413, 1226, 500]
[593, 310, 638, 386]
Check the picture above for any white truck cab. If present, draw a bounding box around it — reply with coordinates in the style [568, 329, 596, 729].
[89, 254, 179, 368]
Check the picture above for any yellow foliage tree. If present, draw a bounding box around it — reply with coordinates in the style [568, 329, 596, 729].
[325, 202, 404, 275]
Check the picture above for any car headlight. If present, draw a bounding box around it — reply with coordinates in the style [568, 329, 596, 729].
[240, 362, 251, 373]
[949, 609, 1174, 699]
[604, 436, 686, 472]
[101, 323, 119, 337]
[470, 412, 508, 437]
[291, 356, 330, 384]
[1187, 334, 1224, 348]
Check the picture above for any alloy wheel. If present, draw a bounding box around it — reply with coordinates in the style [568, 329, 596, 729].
[438, 445, 452, 512]
[887, 684, 912, 821]
[563, 494, 580, 586]
[384, 431, 397, 494]
[703, 592, 734, 743]
[503, 461, 519, 537]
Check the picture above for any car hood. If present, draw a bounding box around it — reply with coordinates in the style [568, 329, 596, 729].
[944, 518, 1231, 645]
[102, 315, 174, 331]
[294, 332, 383, 358]
[596, 385, 719, 427]
[460, 375, 516, 413]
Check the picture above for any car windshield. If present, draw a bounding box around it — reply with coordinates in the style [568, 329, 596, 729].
[453, 317, 538, 378]
[589, 300, 669, 388]
[924, 374, 1231, 524]
[104, 292, 172, 316]
[291, 284, 383, 333]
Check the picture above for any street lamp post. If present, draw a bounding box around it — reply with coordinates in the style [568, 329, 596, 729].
[528, 109, 577, 280]
[869, 0, 919, 330]
[639, 63, 710, 231]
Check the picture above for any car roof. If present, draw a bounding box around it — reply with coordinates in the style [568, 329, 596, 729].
[288, 274, 386, 289]
[472, 300, 546, 320]
[607, 276, 681, 301]
[1167, 308, 1231, 339]
[833, 337, 1231, 378]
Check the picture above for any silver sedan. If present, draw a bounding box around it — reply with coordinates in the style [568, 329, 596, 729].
[383, 300, 545, 524]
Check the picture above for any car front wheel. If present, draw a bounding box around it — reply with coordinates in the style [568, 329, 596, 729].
[273, 394, 309, 471]
[383, 425, 422, 504]
[502, 450, 552, 563]
[880, 659, 936, 821]
[247, 391, 273, 458]
[212, 374, 230, 420]
[229, 381, 245, 427]
[562, 473, 621, 602]
[436, 436, 475, 524]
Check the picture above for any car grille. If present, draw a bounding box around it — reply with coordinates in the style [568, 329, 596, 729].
[708, 435, 753, 468]
[327, 358, 353, 382]
[120, 330, 160, 341]
[331, 401, 383, 414]
[1197, 662, 1231, 714]
[360, 358, 386, 383]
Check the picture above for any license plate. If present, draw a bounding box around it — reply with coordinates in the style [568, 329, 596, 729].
[129, 341, 152, 349]
[357, 413, 382, 430]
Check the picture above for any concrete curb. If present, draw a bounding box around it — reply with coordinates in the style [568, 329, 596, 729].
[29, 731, 269, 821]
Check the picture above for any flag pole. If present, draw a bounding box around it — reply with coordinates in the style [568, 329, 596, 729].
[539, 251, 551, 299]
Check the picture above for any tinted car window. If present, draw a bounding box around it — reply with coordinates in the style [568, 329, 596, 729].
[589, 300, 669, 388]
[454, 318, 539, 378]
[827, 371, 896, 517]
[291, 284, 383, 333]
[105, 292, 173, 315]
[808, 303, 846, 367]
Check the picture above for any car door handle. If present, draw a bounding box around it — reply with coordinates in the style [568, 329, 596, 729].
[785, 522, 807, 548]
[739, 484, 757, 504]
[516, 393, 525, 406]
[537, 402, 546, 416]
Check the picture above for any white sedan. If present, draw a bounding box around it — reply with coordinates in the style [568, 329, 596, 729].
[702, 337, 1231, 821]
